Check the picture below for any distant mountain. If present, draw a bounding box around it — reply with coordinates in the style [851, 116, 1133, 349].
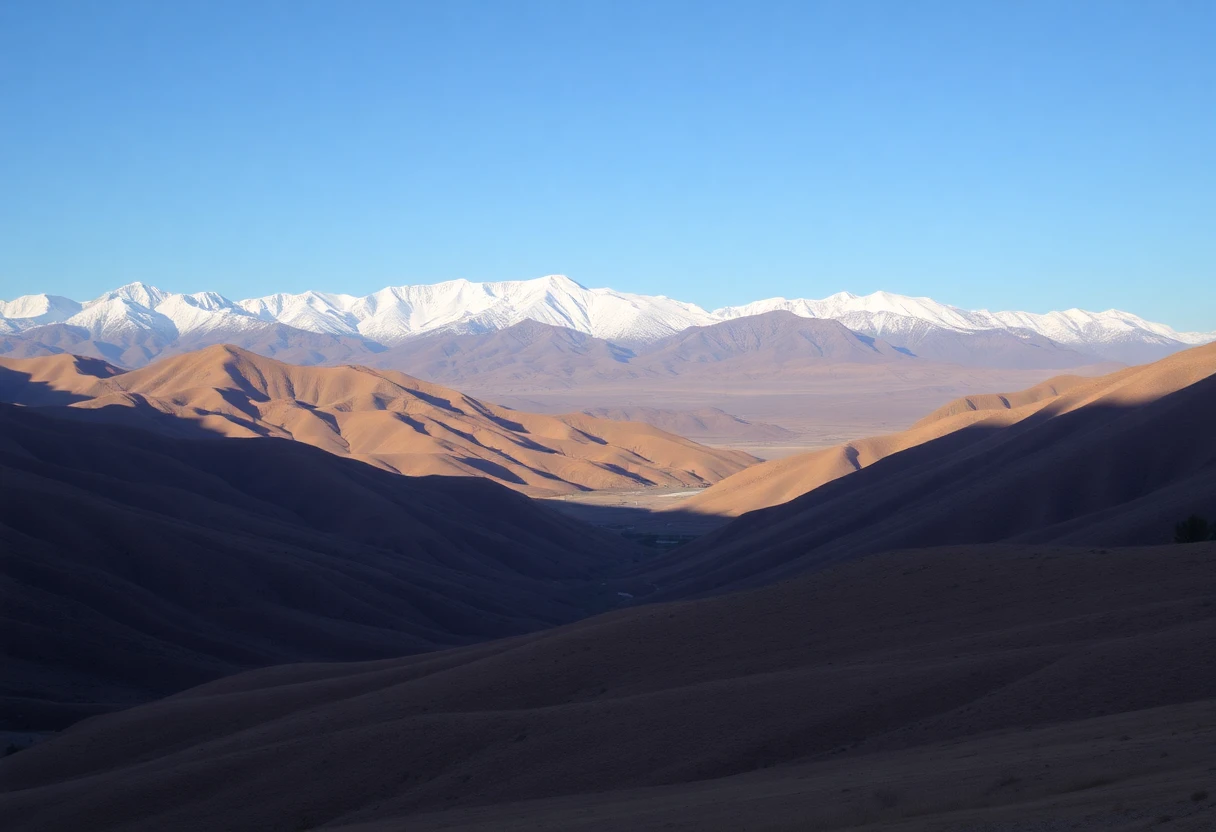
[0, 319, 383, 369]
[2, 277, 1210, 367]
[638, 312, 910, 369]
[380, 313, 1097, 393]
[716, 291, 1212, 364]
[369, 319, 640, 387]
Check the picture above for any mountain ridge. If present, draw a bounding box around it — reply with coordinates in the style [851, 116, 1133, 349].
[3, 276, 1210, 367]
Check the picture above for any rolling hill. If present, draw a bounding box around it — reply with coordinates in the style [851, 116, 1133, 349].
[678, 373, 1094, 517]
[0, 346, 755, 496]
[653, 342, 1216, 596]
[2, 542, 1212, 830]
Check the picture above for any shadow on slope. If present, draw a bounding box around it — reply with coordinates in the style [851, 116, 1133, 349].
[0, 361, 117, 407]
[648, 370, 1216, 597]
[1, 543, 1212, 831]
[0, 404, 642, 732]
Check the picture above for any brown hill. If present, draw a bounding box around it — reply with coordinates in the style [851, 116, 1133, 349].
[681, 347, 1213, 517]
[652, 342, 1216, 595]
[635, 311, 911, 371]
[0, 404, 635, 732]
[910, 373, 1093, 427]
[368, 319, 642, 388]
[0, 346, 755, 496]
[2, 542, 1212, 831]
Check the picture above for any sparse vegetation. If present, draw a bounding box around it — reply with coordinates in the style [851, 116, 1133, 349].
[1173, 515, 1213, 543]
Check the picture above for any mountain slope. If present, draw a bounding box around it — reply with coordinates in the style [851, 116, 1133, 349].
[3, 278, 1209, 367]
[680, 373, 1093, 516]
[367, 319, 641, 388]
[715, 290, 1213, 363]
[0, 346, 755, 495]
[2, 542, 1212, 830]
[367, 314, 919, 391]
[637, 311, 910, 371]
[0, 319, 383, 370]
[381, 313, 1087, 393]
[0, 403, 636, 731]
[653, 342, 1216, 596]
[237, 275, 719, 343]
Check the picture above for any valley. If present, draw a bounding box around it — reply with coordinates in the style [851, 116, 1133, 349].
[7, 10, 1215, 829]
[2, 334, 1214, 831]
[481, 362, 1084, 455]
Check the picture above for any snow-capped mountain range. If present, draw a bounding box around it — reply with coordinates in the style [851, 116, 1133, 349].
[2, 274, 1212, 367]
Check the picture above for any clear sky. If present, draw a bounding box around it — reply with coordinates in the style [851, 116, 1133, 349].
[1, 1, 1213, 330]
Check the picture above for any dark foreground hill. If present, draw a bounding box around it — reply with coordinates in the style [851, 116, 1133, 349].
[0, 404, 631, 731]
[2, 543, 1213, 831]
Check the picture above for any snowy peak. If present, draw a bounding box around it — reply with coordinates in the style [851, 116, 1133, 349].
[2, 278, 1211, 367]
[91, 282, 170, 309]
[714, 291, 982, 333]
[714, 290, 1213, 363]
[65, 296, 178, 339]
[237, 291, 362, 336]
[0, 293, 84, 328]
[154, 292, 261, 336]
[226, 274, 718, 343]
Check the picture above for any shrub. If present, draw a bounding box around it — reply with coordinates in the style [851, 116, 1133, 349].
[1174, 515, 1211, 543]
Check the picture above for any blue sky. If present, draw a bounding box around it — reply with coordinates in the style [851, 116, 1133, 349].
[1, 1, 1213, 330]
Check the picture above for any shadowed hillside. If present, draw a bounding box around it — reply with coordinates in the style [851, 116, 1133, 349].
[651, 343, 1216, 596]
[0, 404, 637, 731]
[2, 543, 1212, 830]
[679, 342, 1216, 518]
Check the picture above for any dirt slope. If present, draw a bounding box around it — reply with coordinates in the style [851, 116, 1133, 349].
[2, 543, 1212, 831]
[652, 342, 1216, 595]
[681, 344, 1214, 517]
[0, 345, 755, 495]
